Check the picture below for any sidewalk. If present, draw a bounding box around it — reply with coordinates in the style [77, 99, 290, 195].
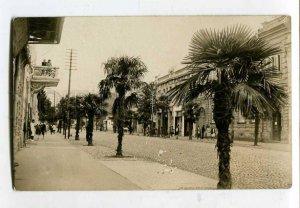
[14, 133, 217, 190]
[14, 135, 140, 191]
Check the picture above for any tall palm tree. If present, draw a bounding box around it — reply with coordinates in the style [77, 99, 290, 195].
[168, 25, 287, 189]
[83, 93, 108, 146]
[99, 56, 147, 156]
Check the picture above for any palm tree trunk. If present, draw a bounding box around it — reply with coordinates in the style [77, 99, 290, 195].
[75, 114, 80, 140]
[116, 119, 124, 156]
[143, 124, 147, 136]
[254, 112, 260, 146]
[214, 86, 233, 189]
[86, 114, 94, 146]
[189, 121, 193, 140]
[116, 91, 125, 157]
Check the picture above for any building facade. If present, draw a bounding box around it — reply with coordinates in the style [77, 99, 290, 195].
[12, 17, 64, 154]
[154, 16, 291, 142]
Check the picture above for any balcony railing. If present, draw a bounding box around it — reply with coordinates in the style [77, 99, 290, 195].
[33, 66, 59, 78]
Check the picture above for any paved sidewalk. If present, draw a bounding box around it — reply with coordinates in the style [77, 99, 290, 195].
[14, 133, 217, 190]
[14, 135, 140, 191]
[100, 160, 216, 190]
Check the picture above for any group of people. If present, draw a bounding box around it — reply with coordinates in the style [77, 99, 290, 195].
[42, 59, 52, 66]
[28, 119, 55, 141]
[196, 125, 216, 139]
[169, 124, 216, 139]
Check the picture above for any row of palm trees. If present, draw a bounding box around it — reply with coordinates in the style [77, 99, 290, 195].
[57, 24, 287, 189]
[56, 93, 108, 145]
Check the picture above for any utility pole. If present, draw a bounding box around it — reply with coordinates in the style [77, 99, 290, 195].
[65, 49, 77, 139]
[53, 90, 56, 123]
[53, 90, 56, 109]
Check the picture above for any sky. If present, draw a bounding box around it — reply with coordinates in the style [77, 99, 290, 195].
[30, 16, 274, 100]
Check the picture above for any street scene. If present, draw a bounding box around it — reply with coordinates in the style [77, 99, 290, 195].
[11, 16, 291, 190]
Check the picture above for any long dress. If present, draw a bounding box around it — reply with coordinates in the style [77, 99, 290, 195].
[30, 122, 35, 139]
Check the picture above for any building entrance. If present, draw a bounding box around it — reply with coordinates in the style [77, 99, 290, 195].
[272, 111, 282, 141]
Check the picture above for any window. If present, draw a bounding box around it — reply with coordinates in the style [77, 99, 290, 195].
[272, 55, 280, 70]
[268, 55, 281, 71]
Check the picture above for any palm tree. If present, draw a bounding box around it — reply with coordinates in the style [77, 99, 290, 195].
[83, 93, 108, 146]
[74, 96, 85, 140]
[156, 95, 170, 137]
[56, 96, 69, 137]
[168, 25, 287, 189]
[183, 101, 201, 140]
[137, 83, 157, 136]
[99, 56, 147, 156]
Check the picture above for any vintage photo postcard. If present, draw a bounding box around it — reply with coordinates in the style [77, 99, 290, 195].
[11, 16, 291, 191]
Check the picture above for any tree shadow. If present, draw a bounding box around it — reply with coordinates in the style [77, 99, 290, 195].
[104, 155, 134, 158]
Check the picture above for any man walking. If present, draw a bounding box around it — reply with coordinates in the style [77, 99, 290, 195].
[41, 122, 46, 139]
[175, 124, 180, 139]
[201, 125, 205, 139]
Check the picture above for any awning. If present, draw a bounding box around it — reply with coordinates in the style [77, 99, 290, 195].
[12, 17, 64, 57]
[28, 17, 64, 44]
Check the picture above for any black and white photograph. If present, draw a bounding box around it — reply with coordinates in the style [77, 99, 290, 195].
[11, 16, 292, 190]
[1, 1, 299, 207]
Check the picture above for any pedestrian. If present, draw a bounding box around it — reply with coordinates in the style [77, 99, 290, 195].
[30, 119, 35, 140]
[49, 124, 54, 134]
[206, 125, 211, 138]
[197, 125, 201, 139]
[201, 125, 205, 139]
[35, 123, 41, 140]
[175, 124, 179, 139]
[41, 122, 46, 139]
[58, 120, 62, 133]
[211, 127, 216, 139]
[170, 126, 174, 137]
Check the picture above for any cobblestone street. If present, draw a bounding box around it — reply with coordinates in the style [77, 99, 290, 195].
[69, 130, 292, 189]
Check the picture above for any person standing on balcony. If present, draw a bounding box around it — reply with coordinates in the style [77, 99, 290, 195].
[47, 59, 52, 66]
[42, 59, 47, 66]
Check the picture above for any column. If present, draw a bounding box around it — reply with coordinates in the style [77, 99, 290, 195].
[181, 113, 185, 136]
[172, 110, 176, 128]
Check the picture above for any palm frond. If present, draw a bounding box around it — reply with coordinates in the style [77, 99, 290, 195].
[167, 71, 214, 105]
[124, 92, 139, 109]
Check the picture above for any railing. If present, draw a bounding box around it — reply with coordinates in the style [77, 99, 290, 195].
[33, 66, 59, 78]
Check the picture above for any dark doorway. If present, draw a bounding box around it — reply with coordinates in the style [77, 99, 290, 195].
[272, 111, 282, 141]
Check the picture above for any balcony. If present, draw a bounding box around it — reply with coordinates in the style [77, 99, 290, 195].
[31, 66, 60, 87]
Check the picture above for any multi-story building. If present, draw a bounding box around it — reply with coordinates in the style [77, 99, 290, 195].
[12, 17, 64, 154]
[155, 68, 211, 136]
[154, 16, 291, 143]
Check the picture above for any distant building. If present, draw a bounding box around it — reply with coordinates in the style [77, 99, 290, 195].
[154, 16, 291, 143]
